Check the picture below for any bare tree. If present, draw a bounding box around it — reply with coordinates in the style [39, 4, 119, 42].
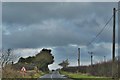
[0, 48, 17, 68]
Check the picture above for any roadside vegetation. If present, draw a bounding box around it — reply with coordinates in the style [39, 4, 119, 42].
[1, 48, 54, 79]
[60, 70, 113, 80]
[59, 59, 119, 80]
[2, 64, 45, 78]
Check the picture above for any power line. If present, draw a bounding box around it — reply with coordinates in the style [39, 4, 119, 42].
[87, 15, 113, 47]
[95, 18, 112, 44]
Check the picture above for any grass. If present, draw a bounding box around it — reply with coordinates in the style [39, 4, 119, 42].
[60, 70, 115, 80]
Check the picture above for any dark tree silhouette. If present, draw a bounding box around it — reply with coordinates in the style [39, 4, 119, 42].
[17, 48, 54, 72]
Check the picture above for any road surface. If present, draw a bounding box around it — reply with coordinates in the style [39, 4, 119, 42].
[38, 71, 73, 80]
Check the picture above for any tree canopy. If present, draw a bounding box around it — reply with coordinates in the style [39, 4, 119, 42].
[17, 48, 54, 72]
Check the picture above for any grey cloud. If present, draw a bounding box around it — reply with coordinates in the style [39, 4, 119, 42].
[3, 19, 93, 48]
[2, 2, 118, 58]
[3, 2, 117, 25]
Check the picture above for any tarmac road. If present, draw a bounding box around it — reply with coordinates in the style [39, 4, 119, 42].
[38, 71, 73, 80]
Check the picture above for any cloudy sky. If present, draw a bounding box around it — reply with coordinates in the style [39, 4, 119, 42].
[1, 0, 120, 2]
[2, 2, 118, 70]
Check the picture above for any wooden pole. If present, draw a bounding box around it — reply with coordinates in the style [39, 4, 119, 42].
[112, 8, 116, 79]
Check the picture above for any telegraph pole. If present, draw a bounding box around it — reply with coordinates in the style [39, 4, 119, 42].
[88, 52, 94, 75]
[77, 48, 80, 73]
[78, 48, 80, 67]
[112, 8, 116, 79]
[104, 56, 106, 62]
[88, 52, 93, 66]
[104, 56, 106, 76]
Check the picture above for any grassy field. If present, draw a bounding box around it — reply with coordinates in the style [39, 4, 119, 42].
[60, 71, 115, 80]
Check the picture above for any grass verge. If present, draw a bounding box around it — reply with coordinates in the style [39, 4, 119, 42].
[60, 70, 114, 80]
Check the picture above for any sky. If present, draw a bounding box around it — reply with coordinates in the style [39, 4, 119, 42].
[1, 0, 120, 2]
[2, 2, 119, 70]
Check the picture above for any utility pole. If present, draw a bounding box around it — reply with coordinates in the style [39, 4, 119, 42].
[112, 8, 116, 79]
[88, 52, 93, 75]
[78, 48, 80, 67]
[104, 56, 106, 62]
[88, 52, 93, 66]
[104, 56, 106, 76]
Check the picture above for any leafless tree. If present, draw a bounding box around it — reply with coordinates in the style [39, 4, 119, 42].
[0, 48, 17, 68]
